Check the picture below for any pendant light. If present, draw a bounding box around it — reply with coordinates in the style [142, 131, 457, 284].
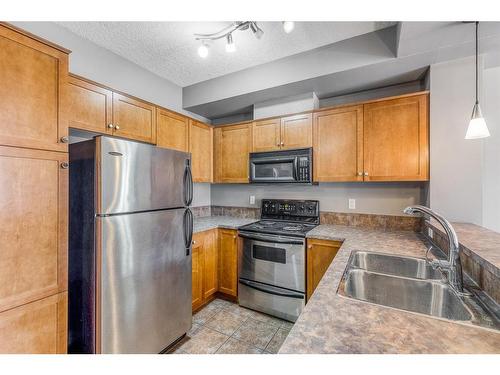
[465, 21, 490, 139]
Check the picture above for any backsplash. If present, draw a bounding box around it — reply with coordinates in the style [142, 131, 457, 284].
[423, 221, 500, 305]
[196, 205, 422, 231]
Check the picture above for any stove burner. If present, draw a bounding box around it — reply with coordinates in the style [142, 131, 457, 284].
[254, 221, 277, 229]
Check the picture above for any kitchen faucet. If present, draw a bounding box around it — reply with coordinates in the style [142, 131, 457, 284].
[403, 205, 464, 294]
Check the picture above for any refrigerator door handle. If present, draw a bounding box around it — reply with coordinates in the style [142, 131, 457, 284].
[183, 160, 193, 206]
[183, 208, 193, 256]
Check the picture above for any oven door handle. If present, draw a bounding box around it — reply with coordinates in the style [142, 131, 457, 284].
[238, 232, 304, 245]
[239, 279, 305, 299]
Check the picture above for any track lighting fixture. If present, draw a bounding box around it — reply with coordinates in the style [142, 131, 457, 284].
[225, 33, 236, 52]
[283, 21, 295, 33]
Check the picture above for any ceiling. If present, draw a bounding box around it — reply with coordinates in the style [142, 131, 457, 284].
[57, 21, 395, 87]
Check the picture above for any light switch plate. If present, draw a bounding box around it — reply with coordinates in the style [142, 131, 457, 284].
[428, 228, 433, 239]
[348, 199, 356, 210]
[249, 195, 256, 205]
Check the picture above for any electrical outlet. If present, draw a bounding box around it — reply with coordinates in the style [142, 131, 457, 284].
[348, 199, 356, 210]
[428, 228, 433, 239]
[249, 195, 255, 205]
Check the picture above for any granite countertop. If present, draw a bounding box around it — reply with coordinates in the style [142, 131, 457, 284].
[279, 224, 500, 354]
[193, 216, 258, 233]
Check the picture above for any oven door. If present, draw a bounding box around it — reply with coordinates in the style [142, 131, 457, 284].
[238, 231, 305, 292]
[250, 156, 298, 183]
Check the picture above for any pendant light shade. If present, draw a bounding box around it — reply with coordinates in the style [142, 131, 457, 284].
[466, 102, 490, 139]
[465, 21, 490, 139]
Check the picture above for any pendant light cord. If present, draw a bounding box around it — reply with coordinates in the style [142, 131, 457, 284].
[475, 21, 479, 105]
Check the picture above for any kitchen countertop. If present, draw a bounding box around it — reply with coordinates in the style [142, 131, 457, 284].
[278, 224, 500, 354]
[193, 215, 258, 233]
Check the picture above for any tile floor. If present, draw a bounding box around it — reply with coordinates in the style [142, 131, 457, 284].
[168, 298, 293, 354]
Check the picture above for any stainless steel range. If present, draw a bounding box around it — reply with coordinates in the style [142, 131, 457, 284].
[238, 199, 320, 322]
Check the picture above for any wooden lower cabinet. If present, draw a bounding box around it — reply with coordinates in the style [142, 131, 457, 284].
[0, 292, 67, 354]
[191, 229, 218, 311]
[306, 238, 342, 300]
[191, 228, 239, 310]
[218, 229, 238, 297]
[191, 238, 204, 311]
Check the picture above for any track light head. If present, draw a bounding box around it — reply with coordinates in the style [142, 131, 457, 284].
[250, 22, 264, 39]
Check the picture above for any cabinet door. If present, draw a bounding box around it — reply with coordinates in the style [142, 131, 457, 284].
[218, 229, 238, 297]
[67, 75, 112, 134]
[189, 120, 213, 183]
[202, 230, 218, 299]
[0, 24, 69, 152]
[156, 108, 189, 152]
[280, 113, 312, 150]
[313, 106, 363, 182]
[112, 93, 156, 144]
[191, 237, 203, 311]
[252, 118, 280, 152]
[306, 239, 341, 301]
[0, 146, 68, 313]
[0, 292, 67, 354]
[363, 94, 429, 181]
[214, 123, 252, 183]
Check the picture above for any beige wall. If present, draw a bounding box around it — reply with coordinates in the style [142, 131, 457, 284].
[211, 182, 427, 215]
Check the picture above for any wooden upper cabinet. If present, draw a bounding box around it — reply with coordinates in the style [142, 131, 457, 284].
[0, 24, 69, 152]
[313, 106, 363, 182]
[218, 229, 238, 297]
[156, 108, 189, 152]
[189, 119, 213, 183]
[215, 123, 252, 183]
[363, 94, 429, 181]
[112, 93, 156, 144]
[306, 239, 342, 300]
[0, 146, 68, 313]
[252, 118, 280, 152]
[67, 75, 112, 134]
[0, 292, 67, 354]
[280, 113, 312, 150]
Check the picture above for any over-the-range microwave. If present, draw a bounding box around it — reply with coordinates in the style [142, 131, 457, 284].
[249, 147, 313, 184]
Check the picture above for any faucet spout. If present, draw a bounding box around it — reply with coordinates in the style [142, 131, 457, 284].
[403, 205, 463, 293]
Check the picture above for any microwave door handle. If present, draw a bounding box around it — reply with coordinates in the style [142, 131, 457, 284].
[239, 279, 305, 299]
[293, 157, 299, 180]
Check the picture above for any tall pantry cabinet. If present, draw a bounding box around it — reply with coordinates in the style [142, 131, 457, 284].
[0, 23, 69, 353]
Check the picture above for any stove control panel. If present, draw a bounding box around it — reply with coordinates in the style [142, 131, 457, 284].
[261, 199, 319, 219]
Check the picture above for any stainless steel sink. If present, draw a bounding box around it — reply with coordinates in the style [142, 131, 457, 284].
[342, 269, 471, 320]
[338, 251, 500, 330]
[350, 251, 444, 280]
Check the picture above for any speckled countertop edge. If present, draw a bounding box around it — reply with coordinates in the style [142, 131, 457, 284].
[279, 224, 500, 354]
[193, 216, 258, 233]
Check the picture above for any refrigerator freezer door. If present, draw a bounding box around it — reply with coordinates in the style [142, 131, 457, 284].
[98, 209, 191, 354]
[98, 136, 191, 215]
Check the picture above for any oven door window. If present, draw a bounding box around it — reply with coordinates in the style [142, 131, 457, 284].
[252, 161, 295, 181]
[253, 244, 286, 264]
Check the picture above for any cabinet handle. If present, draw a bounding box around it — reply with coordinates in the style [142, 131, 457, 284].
[233, 235, 237, 239]
[115, 125, 120, 130]
[108, 124, 114, 129]
[60, 136, 69, 143]
[357, 172, 363, 176]
[276, 143, 280, 147]
[363, 172, 369, 176]
[60, 162, 69, 169]
[307, 245, 312, 249]
[281, 141, 284, 146]
[192, 240, 196, 245]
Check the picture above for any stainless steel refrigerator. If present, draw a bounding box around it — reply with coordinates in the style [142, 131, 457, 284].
[68, 136, 193, 354]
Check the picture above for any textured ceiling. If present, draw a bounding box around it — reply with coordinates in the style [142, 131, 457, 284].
[57, 21, 395, 86]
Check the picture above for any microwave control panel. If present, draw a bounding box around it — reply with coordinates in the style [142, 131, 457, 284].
[297, 157, 310, 181]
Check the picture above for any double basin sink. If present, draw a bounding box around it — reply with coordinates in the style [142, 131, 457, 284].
[338, 251, 500, 329]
